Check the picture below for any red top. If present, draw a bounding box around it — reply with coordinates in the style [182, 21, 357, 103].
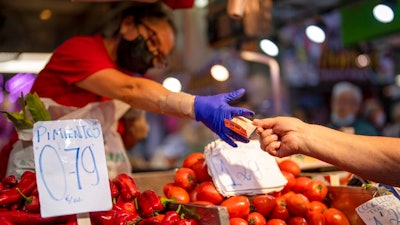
[1, 35, 121, 178]
[31, 34, 115, 107]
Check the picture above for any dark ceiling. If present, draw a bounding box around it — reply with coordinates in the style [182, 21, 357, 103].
[0, 0, 369, 53]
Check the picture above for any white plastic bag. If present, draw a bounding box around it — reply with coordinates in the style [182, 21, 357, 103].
[6, 98, 131, 179]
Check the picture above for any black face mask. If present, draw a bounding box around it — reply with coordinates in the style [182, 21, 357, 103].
[116, 35, 155, 75]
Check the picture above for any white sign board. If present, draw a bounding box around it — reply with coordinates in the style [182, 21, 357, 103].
[32, 119, 112, 218]
[356, 194, 400, 225]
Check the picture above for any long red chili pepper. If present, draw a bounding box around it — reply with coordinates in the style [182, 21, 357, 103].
[0, 171, 36, 206]
[0, 211, 72, 225]
[112, 173, 140, 201]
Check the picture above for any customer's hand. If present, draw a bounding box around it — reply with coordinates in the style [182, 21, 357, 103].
[253, 117, 306, 157]
[194, 88, 254, 147]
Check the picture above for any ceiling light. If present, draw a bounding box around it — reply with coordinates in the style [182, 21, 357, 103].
[305, 25, 326, 43]
[355, 54, 370, 68]
[39, 9, 52, 21]
[259, 39, 279, 57]
[210, 64, 229, 82]
[162, 77, 182, 92]
[373, 4, 394, 23]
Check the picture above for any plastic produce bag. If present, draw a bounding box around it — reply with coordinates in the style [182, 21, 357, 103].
[6, 98, 131, 179]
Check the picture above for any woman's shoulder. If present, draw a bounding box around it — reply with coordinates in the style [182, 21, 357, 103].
[57, 34, 104, 52]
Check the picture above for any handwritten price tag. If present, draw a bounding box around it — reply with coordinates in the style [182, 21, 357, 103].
[356, 194, 400, 225]
[204, 140, 287, 196]
[32, 119, 112, 218]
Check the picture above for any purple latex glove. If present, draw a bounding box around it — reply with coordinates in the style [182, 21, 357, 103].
[194, 88, 255, 147]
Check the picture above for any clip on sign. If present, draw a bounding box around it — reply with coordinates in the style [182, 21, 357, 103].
[32, 119, 112, 224]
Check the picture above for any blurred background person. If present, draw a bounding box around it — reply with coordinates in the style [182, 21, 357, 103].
[383, 101, 400, 137]
[362, 97, 387, 133]
[327, 81, 380, 136]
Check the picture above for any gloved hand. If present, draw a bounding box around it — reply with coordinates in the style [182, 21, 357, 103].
[194, 88, 255, 147]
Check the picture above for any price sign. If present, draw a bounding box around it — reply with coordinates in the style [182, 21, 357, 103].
[32, 119, 112, 218]
[204, 140, 287, 196]
[356, 194, 400, 225]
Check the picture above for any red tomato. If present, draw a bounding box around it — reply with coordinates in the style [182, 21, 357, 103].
[163, 182, 175, 197]
[189, 184, 199, 202]
[191, 158, 212, 183]
[182, 152, 205, 169]
[247, 212, 267, 225]
[167, 186, 190, 203]
[292, 176, 312, 194]
[269, 205, 289, 221]
[250, 194, 276, 217]
[174, 167, 198, 191]
[279, 191, 295, 201]
[230, 217, 249, 225]
[196, 181, 224, 205]
[278, 159, 301, 177]
[307, 211, 326, 225]
[221, 195, 251, 219]
[288, 217, 308, 225]
[281, 171, 296, 193]
[286, 193, 310, 217]
[304, 180, 328, 202]
[192, 200, 215, 206]
[266, 218, 287, 225]
[308, 201, 328, 215]
[323, 208, 350, 225]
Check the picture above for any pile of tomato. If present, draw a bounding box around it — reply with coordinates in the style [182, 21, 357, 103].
[163, 152, 352, 225]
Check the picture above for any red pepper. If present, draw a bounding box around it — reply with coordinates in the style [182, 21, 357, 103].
[16, 187, 40, 213]
[114, 197, 137, 213]
[137, 189, 167, 218]
[115, 210, 141, 225]
[65, 215, 78, 225]
[0, 183, 10, 194]
[1, 175, 18, 188]
[90, 210, 117, 225]
[0, 211, 73, 225]
[30, 186, 39, 197]
[0, 217, 13, 225]
[112, 173, 140, 201]
[8, 200, 22, 211]
[0, 171, 36, 206]
[176, 218, 198, 225]
[138, 214, 165, 225]
[109, 179, 119, 202]
[161, 211, 181, 225]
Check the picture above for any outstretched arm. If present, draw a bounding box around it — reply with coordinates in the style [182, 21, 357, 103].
[253, 117, 400, 186]
[76, 68, 254, 147]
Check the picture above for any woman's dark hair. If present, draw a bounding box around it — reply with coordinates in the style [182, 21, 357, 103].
[117, 2, 176, 34]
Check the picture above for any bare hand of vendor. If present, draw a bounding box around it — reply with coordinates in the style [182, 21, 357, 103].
[253, 117, 307, 158]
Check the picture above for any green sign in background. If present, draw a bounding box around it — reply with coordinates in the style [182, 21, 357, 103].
[341, 0, 400, 46]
